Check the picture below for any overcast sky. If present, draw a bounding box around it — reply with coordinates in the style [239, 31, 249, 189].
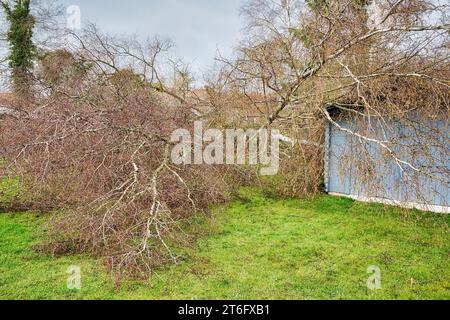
[59, 0, 244, 77]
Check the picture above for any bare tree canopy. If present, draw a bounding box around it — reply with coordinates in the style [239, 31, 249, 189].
[210, 0, 449, 198]
[0, 25, 246, 278]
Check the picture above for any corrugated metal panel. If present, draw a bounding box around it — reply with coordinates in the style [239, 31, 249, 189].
[327, 118, 449, 211]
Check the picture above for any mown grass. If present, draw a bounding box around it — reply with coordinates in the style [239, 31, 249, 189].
[0, 176, 20, 204]
[0, 188, 449, 300]
[0, 158, 20, 204]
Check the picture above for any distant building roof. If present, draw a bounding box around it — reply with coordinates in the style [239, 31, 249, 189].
[0, 92, 14, 105]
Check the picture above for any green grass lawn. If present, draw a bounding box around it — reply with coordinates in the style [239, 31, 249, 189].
[0, 189, 449, 300]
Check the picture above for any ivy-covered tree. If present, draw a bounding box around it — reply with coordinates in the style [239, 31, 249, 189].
[1, 0, 36, 95]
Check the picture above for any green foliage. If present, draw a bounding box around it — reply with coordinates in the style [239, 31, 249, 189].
[1, 0, 36, 91]
[0, 189, 449, 299]
[354, 0, 372, 8]
[306, 0, 372, 13]
[306, 0, 329, 13]
[289, 27, 314, 49]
